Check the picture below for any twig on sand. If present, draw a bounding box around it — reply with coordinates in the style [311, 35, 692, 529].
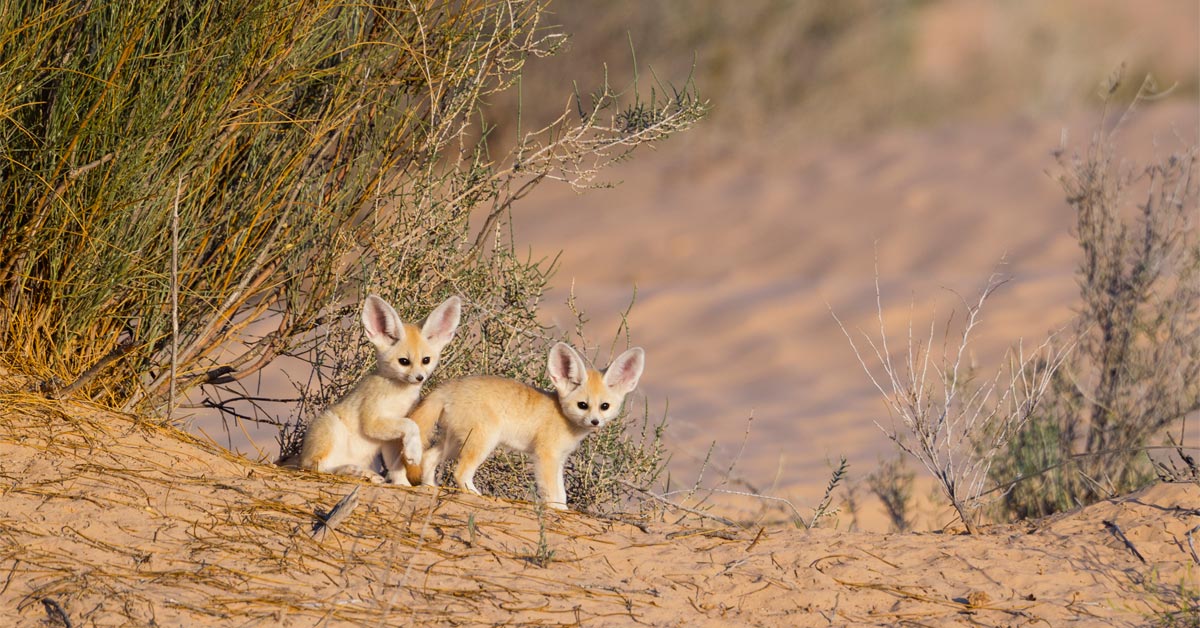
[1186, 523, 1200, 566]
[745, 527, 766, 552]
[701, 487, 813, 529]
[595, 513, 651, 534]
[41, 598, 73, 628]
[618, 479, 738, 528]
[312, 486, 361, 539]
[665, 529, 737, 541]
[1102, 520, 1146, 563]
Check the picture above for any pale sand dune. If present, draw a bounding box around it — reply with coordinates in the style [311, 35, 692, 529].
[512, 103, 1199, 519]
[3, 388, 1197, 626]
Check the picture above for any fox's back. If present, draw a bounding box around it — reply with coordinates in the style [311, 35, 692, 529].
[424, 376, 560, 447]
[434, 375, 552, 416]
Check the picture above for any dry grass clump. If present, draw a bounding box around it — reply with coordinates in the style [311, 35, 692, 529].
[0, 0, 704, 422]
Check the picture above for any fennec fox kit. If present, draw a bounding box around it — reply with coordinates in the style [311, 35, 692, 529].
[403, 342, 644, 510]
[297, 294, 461, 484]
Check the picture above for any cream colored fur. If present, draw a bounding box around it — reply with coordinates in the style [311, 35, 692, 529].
[297, 294, 461, 484]
[401, 342, 644, 510]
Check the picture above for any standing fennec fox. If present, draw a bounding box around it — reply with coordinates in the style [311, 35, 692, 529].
[297, 294, 461, 484]
[400, 342, 644, 510]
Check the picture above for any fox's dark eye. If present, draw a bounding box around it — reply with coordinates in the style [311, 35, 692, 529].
[577, 401, 589, 410]
[399, 358, 411, 366]
[422, 356, 430, 365]
[600, 402, 610, 411]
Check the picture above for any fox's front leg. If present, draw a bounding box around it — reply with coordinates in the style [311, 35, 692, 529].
[533, 451, 568, 510]
[362, 416, 423, 462]
[375, 418, 424, 486]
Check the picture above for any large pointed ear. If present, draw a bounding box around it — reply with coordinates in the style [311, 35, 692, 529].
[604, 347, 645, 394]
[547, 342, 587, 391]
[421, 295, 462, 351]
[362, 294, 404, 350]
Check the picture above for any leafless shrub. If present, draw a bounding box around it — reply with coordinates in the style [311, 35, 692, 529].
[834, 269, 1073, 533]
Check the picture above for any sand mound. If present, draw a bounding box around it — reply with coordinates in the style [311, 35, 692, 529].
[1, 380, 1196, 626]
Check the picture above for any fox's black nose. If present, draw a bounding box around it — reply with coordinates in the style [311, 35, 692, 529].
[590, 418, 600, 426]
[415, 374, 425, 382]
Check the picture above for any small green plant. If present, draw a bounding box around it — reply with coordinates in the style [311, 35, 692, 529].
[466, 513, 478, 548]
[1141, 568, 1200, 628]
[809, 456, 848, 529]
[526, 501, 556, 568]
[868, 454, 916, 533]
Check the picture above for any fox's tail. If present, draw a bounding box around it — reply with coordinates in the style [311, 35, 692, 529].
[409, 391, 446, 449]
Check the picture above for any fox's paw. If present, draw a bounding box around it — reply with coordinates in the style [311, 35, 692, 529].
[387, 470, 412, 486]
[367, 473, 386, 484]
[403, 439, 423, 467]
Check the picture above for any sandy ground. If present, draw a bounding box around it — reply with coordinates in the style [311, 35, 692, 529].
[508, 102, 1200, 519]
[1, 382, 1197, 626]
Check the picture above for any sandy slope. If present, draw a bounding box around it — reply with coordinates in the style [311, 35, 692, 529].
[2, 381, 1197, 626]
[510, 102, 1200, 518]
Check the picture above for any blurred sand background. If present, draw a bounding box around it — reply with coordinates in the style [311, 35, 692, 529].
[202, 0, 1198, 527]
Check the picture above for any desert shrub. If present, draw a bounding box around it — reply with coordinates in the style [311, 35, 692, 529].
[0, 0, 703, 511]
[990, 76, 1200, 519]
[835, 270, 1073, 534]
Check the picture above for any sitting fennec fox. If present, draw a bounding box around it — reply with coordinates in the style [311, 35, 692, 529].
[297, 294, 461, 484]
[398, 342, 644, 510]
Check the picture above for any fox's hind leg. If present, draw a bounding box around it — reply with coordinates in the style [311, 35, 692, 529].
[452, 431, 498, 496]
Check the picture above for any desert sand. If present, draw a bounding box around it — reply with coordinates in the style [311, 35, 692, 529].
[1, 378, 1197, 626]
